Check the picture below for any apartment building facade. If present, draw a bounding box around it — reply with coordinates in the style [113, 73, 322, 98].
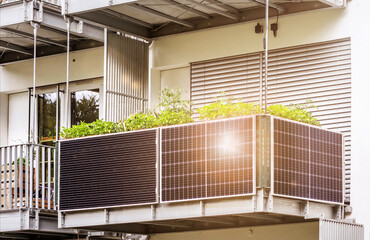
[0, 0, 368, 239]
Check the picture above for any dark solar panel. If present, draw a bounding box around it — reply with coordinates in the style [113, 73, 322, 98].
[60, 130, 158, 211]
[273, 118, 343, 203]
[161, 117, 254, 202]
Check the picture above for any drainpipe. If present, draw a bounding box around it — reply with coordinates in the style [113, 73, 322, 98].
[64, 16, 72, 128]
[264, 0, 269, 113]
[30, 21, 40, 144]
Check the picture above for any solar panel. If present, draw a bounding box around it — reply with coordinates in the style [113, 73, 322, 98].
[59, 130, 158, 211]
[161, 117, 255, 202]
[273, 118, 343, 203]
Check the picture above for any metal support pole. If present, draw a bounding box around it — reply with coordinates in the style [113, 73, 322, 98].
[56, 84, 60, 140]
[31, 22, 40, 144]
[264, 0, 269, 113]
[64, 17, 72, 127]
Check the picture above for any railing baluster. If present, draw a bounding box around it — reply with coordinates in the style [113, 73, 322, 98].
[4, 147, 8, 210]
[19, 145, 24, 208]
[53, 146, 57, 210]
[13, 146, 18, 208]
[35, 146, 40, 209]
[48, 148, 51, 210]
[29, 145, 34, 208]
[25, 145, 29, 208]
[8, 147, 13, 209]
[42, 147, 45, 209]
[0, 148, 2, 210]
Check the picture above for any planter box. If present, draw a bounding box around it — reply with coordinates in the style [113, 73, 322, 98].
[59, 115, 344, 212]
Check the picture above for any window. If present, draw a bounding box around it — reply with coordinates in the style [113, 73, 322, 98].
[71, 89, 99, 126]
[38, 92, 58, 144]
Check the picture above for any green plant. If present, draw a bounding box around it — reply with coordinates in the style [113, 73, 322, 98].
[60, 119, 125, 139]
[155, 87, 192, 115]
[124, 113, 158, 131]
[198, 97, 263, 120]
[267, 102, 320, 126]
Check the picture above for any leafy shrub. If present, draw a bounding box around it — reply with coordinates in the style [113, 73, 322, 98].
[124, 113, 158, 131]
[267, 103, 320, 126]
[60, 119, 125, 139]
[198, 97, 320, 126]
[198, 98, 263, 120]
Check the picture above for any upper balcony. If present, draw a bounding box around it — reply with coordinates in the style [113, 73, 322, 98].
[0, 0, 103, 64]
[62, 0, 347, 39]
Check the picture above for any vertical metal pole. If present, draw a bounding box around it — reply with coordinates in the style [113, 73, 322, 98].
[264, 0, 269, 113]
[31, 22, 39, 143]
[65, 17, 71, 127]
[28, 89, 32, 144]
[56, 84, 60, 140]
[104, 28, 108, 121]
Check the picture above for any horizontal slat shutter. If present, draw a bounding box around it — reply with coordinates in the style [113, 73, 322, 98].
[191, 53, 262, 118]
[191, 38, 351, 203]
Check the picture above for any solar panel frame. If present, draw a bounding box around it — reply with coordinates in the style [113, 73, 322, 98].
[271, 116, 344, 205]
[160, 116, 256, 203]
[58, 128, 160, 211]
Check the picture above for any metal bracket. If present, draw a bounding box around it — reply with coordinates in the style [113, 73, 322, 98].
[200, 201, 205, 216]
[109, 0, 114, 5]
[304, 200, 310, 219]
[151, 205, 156, 220]
[104, 209, 110, 224]
[33, 210, 40, 230]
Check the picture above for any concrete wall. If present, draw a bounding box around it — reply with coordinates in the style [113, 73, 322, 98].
[149, 0, 370, 239]
[151, 222, 319, 240]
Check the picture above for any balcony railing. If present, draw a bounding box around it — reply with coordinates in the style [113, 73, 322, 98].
[0, 0, 61, 6]
[0, 144, 57, 211]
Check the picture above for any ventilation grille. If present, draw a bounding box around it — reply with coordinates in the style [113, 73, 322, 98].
[60, 130, 158, 211]
[161, 117, 254, 202]
[273, 118, 343, 203]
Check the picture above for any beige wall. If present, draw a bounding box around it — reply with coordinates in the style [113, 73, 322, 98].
[151, 222, 319, 240]
[0, 47, 104, 93]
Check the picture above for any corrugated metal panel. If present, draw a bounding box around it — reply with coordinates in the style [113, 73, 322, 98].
[105, 32, 149, 122]
[59, 130, 158, 211]
[319, 219, 364, 240]
[190, 38, 351, 202]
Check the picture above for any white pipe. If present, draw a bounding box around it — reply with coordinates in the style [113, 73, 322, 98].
[31, 22, 39, 144]
[264, 0, 269, 112]
[65, 17, 71, 127]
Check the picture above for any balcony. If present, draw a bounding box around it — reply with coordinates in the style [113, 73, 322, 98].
[0, 143, 75, 239]
[58, 115, 346, 234]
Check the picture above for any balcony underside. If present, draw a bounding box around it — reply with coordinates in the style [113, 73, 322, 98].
[60, 195, 340, 234]
[0, 208, 76, 239]
[64, 0, 345, 39]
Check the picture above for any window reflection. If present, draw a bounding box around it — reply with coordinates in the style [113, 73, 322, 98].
[38, 92, 57, 143]
[71, 89, 99, 126]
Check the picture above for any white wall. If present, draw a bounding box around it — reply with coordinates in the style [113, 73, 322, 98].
[0, 92, 8, 146]
[149, 0, 370, 238]
[151, 222, 319, 240]
[7, 92, 29, 145]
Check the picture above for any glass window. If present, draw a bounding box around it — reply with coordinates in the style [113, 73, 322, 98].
[71, 89, 99, 126]
[38, 92, 58, 144]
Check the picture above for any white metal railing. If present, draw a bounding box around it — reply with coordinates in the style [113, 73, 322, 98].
[0, 0, 61, 5]
[0, 144, 57, 210]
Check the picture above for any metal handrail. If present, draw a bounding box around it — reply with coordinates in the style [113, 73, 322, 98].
[0, 144, 57, 211]
[0, 0, 61, 5]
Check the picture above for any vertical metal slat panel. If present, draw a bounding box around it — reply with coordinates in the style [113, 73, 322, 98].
[105, 33, 149, 122]
[319, 219, 364, 240]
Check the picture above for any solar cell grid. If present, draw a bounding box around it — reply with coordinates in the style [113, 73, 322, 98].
[161, 117, 254, 202]
[273, 118, 343, 203]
